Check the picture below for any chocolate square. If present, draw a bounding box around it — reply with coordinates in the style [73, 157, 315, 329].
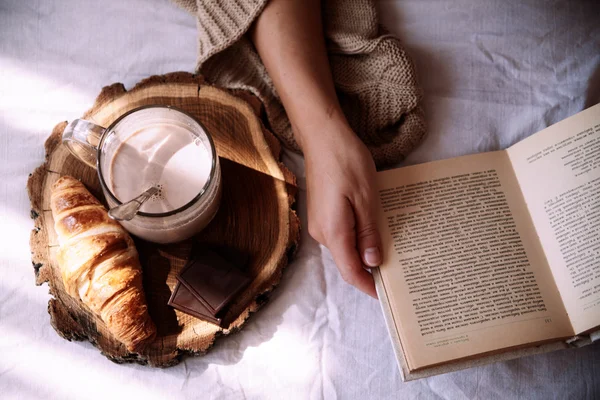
[205, 243, 250, 269]
[168, 282, 222, 326]
[177, 246, 250, 315]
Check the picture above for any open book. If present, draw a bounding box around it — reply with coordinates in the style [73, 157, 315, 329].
[374, 103, 600, 380]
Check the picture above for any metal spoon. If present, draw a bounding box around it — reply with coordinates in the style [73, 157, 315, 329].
[108, 186, 159, 221]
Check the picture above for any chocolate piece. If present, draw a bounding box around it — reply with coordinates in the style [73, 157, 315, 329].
[168, 282, 222, 326]
[208, 244, 250, 269]
[177, 247, 250, 315]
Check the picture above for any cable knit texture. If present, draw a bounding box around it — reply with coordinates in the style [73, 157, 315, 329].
[171, 0, 426, 167]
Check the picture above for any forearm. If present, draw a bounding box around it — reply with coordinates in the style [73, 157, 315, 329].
[251, 0, 382, 298]
[250, 0, 350, 150]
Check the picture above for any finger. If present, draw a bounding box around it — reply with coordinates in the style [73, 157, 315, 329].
[327, 199, 377, 298]
[331, 247, 378, 299]
[353, 190, 383, 267]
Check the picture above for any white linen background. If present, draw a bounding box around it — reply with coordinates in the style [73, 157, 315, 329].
[1, 0, 599, 399]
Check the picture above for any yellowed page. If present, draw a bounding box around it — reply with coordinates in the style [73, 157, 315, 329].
[376, 151, 571, 370]
[507, 103, 600, 334]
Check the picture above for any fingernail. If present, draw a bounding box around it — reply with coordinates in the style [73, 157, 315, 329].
[364, 247, 381, 267]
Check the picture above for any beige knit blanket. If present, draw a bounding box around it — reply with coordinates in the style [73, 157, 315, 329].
[172, 0, 426, 167]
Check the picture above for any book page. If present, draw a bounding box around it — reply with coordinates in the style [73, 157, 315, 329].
[376, 151, 571, 370]
[507, 103, 600, 334]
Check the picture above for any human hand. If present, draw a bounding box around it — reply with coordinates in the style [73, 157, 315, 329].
[302, 122, 382, 298]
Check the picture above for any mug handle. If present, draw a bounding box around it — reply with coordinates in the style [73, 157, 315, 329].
[62, 119, 106, 169]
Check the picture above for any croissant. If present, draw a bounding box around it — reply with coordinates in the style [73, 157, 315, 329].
[50, 175, 156, 352]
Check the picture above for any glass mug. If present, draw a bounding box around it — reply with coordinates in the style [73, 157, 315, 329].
[62, 105, 221, 244]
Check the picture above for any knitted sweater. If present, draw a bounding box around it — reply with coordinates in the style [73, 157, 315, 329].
[172, 0, 426, 167]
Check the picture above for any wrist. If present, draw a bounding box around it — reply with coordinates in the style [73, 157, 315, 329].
[292, 105, 355, 152]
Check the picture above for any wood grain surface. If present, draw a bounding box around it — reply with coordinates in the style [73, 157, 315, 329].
[27, 72, 300, 367]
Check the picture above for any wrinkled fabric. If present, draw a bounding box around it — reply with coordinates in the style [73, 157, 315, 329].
[1, 0, 599, 399]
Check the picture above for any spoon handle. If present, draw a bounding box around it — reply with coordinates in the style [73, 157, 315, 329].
[108, 186, 159, 221]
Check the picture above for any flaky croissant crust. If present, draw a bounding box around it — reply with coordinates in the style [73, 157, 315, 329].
[51, 176, 156, 352]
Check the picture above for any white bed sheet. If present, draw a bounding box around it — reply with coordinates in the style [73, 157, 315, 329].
[1, 0, 599, 399]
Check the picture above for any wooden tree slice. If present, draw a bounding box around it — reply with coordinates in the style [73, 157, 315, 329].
[27, 72, 300, 367]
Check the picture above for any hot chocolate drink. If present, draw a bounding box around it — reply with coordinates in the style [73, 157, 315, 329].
[108, 123, 212, 214]
[64, 106, 221, 244]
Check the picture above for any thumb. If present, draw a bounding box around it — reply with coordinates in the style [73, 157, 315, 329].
[354, 199, 383, 267]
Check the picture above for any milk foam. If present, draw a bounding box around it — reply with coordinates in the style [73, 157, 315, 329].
[108, 123, 212, 214]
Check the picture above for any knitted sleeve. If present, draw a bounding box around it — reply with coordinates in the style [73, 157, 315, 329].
[171, 0, 268, 66]
[171, 0, 427, 167]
